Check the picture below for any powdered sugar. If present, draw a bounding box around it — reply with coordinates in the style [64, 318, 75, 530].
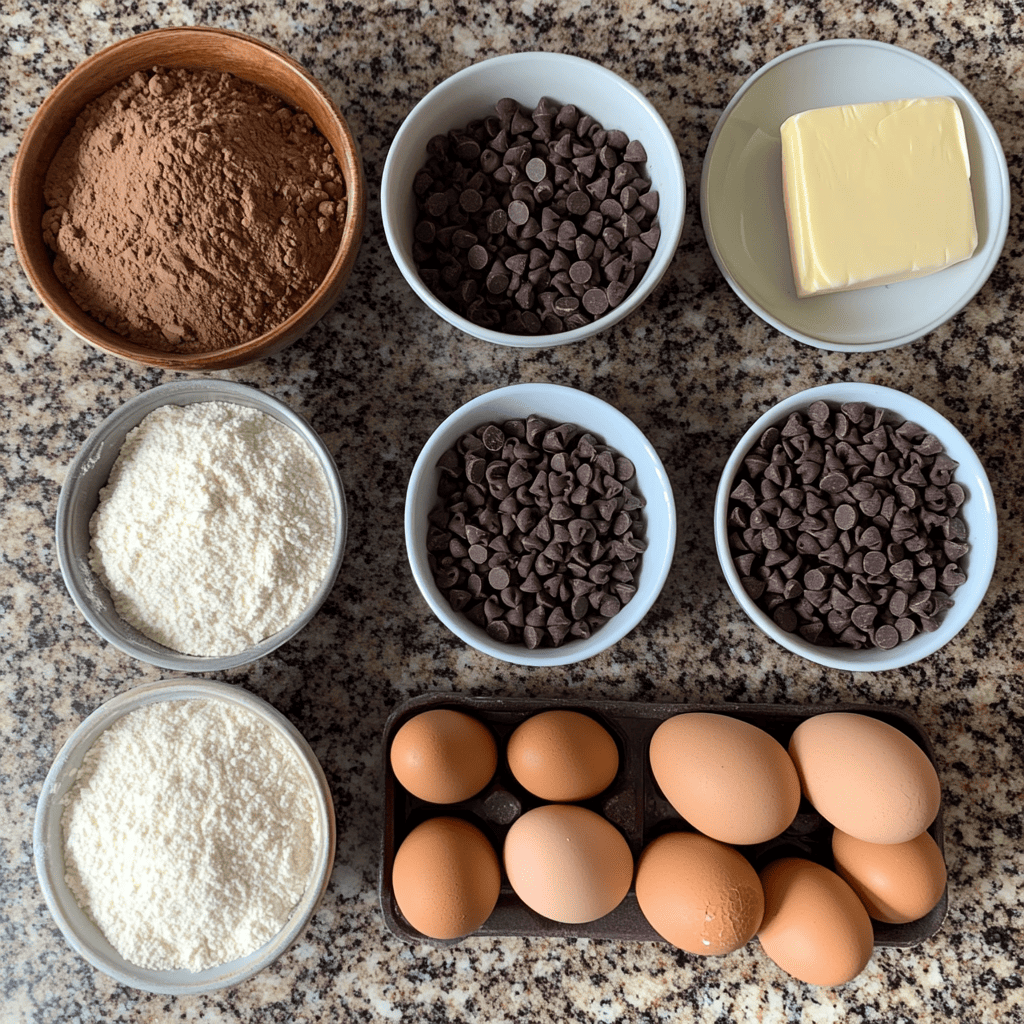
[61, 698, 321, 972]
[89, 401, 335, 656]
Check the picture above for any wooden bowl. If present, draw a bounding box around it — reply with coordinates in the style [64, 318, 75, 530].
[10, 27, 366, 371]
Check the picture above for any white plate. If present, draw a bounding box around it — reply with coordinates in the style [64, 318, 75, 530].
[700, 39, 1010, 352]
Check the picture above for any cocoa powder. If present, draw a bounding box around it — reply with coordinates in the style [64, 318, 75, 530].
[42, 67, 347, 353]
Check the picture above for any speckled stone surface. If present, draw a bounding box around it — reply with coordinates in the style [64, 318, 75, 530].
[2, 1, 1023, 1021]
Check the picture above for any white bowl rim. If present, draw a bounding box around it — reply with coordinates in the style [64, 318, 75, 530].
[381, 50, 686, 348]
[33, 678, 336, 995]
[699, 38, 1011, 353]
[405, 382, 677, 665]
[55, 380, 347, 672]
[714, 382, 997, 670]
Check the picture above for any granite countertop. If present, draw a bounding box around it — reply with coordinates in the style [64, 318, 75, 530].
[3, 1, 1023, 1021]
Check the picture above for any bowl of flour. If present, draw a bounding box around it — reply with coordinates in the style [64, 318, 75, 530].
[56, 380, 346, 671]
[34, 678, 336, 994]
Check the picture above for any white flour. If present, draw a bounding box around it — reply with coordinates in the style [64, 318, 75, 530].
[61, 698, 322, 972]
[89, 401, 335, 656]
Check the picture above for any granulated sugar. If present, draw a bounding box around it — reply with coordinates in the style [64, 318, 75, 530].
[61, 698, 321, 972]
[89, 401, 335, 656]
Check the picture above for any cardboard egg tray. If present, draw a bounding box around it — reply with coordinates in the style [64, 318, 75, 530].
[380, 693, 947, 948]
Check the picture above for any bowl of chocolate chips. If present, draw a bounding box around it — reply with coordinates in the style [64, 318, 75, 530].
[406, 383, 677, 666]
[381, 51, 686, 347]
[715, 383, 997, 670]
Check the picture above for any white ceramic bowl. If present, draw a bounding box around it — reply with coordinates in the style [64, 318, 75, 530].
[405, 383, 676, 665]
[700, 39, 1010, 352]
[381, 51, 686, 348]
[56, 380, 347, 671]
[714, 383, 997, 670]
[34, 678, 336, 995]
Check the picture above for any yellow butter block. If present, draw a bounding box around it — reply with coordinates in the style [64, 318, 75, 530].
[780, 97, 978, 298]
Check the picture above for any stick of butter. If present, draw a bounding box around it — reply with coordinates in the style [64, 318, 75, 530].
[780, 97, 978, 298]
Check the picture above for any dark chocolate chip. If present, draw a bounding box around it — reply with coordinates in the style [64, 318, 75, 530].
[834, 503, 858, 531]
[873, 624, 899, 649]
[774, 606, 798, 632]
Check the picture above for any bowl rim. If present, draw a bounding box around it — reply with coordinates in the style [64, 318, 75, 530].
[55, 379, 347, 671]
[33, 677, 337, 995]
[404, 382, 677, 666]
[9, 25, 367, 371]
[713, 382, 998, 670]
[381, 50, 686, 349]
[698, 37, 1011, 353]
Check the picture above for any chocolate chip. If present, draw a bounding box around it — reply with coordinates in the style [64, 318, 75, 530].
[895, 617, 917, 641]
[507, 199, 531, 226]
[862, 551, 887, 577]
[583, 288, 609, 316]
[804, 568, 828, 591]
[834, 503, 858, 531]
[820, 471, 850, 494]
[941, 563, 967, 589]
[851, 604, 878, 631]
[774, 606, 798, 632]
[874, 624, 900, 650]
[467, 244, 489, 271]
[525, 156, 548, 182]
[623, 139, 647, 162]
[807, 401, 830, 422]
[819, 542, 845, 567]
[569, 260, 594, 284]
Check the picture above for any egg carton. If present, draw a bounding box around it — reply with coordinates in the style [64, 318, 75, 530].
[379, 694, 946, 948]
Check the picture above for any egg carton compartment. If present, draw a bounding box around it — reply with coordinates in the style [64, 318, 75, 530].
[380, 694, 946, 948]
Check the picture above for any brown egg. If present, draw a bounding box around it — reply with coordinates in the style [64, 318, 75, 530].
[503, 804, 633, 924]
[506, 710, 619, 801]
[391, 816, 501, 940]
[635, 832, 764, 955]
[788, 712, 941, 844]
[832, 827, 947, 924]
[390, 709, 497, 804]
[649, 712, 801, 845]
[758, 857, 874, 987]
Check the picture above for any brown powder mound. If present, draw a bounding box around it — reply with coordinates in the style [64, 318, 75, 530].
[42, 67, 347, 353]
